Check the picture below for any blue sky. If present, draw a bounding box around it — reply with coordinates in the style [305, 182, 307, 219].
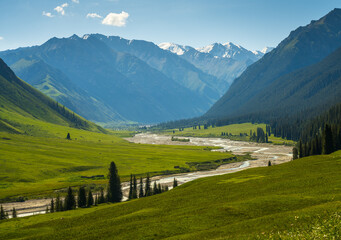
[0, 0, 340, 51]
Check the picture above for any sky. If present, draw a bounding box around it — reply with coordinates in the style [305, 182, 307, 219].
[0, 0, 341, 51]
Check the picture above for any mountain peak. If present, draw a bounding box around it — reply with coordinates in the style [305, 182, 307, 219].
[158, 42, 191, 55]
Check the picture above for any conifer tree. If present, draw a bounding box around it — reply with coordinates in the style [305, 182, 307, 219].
[158, 183, 162, 194]
[139, 177, 144, 198]
[78, 186, 87, 208]
[55, 194, 63, 212]
[153, 182, 158, 195]
[66, 133, 71, 140]
[128, 174, 133, 200]
[268, 160, 272, 166]
[0, 205, 5, 220]
[12, 207, 17, 218]
[293, 147, 298, 160]
[322, 124, 334, 154]
[144, 174, 151, 196]
[173, 178, 178, 188]
[87, 190, 94, 207]
[45, 206, 49, 214]
[107, 161, 122, 203]
[99, 188, 105, 204]
[132, 175, 138, 199]
[50, 198, 54, 213]
[65, 187, 76, 210]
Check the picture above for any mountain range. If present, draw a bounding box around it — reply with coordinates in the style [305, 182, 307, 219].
[205, 8, 341, 122]
[0, 35, 267, 125]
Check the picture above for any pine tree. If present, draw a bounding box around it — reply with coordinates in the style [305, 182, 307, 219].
[299, 141, 303, 158]
[128, 174, 133, 200]
[66, 133, 71, 140]
[107, 161, 122, 203]
[268, 160, 272, 166]
[87, 190, 94, 207]
[139, 177, 144, 198]
[1, 205, 6, 220]
[293, 147, 298, 160]
[50, 198, 55, 213]
[12, 207, 17, 218]
[45, 206, 49, 214]
[132, 175, 138, 199]
[153, 182, 158, 195]
[158, 183, 162, 194]
[144, 174, 151, 197]
[78, 186, 87, 208]
[322, 124, 334, 154]
[64, 187, 76, 210]
[173, 178, 178, 188]
[99, 188, 105, 204]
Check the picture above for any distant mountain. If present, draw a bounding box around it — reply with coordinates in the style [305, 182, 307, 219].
[0, 58, 103, 134]
[10, 58, 126, 124]
[159, 42, 269, 94]
[89, 34, 221, 102]
[206, 8, 341, 120]
[0, 35, 214, 124]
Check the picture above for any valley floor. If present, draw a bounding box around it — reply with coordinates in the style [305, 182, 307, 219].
[2, 133, 292, 218]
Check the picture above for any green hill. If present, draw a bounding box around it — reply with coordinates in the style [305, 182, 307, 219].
[1, 151, 340, 239]
[0, 58, 105, 135]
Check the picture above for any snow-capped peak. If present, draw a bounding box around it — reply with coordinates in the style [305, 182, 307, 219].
[158, 42, 190, 55]
[83, 34, 90, 40]
[261, 47, 274, 54]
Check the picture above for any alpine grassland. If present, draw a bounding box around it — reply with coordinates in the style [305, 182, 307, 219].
[0, 151, 340, 239]
[0, 127, 233, 201]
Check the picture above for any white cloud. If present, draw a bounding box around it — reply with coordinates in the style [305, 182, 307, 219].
[54, 3, 69, 15]
[72, 0, 80, 3]
[102, 11, 129, 27]
[42, 11, 54, 18]
[87, 13, 102, 19]
[0, 37, 3, 40]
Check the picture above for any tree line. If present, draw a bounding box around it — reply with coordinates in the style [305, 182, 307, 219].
[1, 162, 178, 220]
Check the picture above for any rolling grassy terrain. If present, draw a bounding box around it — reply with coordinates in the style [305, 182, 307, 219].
[159, 122, 295, 145]
[1, 151, 340, 239]
[0, 129, 233, 201]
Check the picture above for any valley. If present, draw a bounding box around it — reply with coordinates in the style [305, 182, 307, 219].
[1, 133, 292, 218]
[1, 3, 341, 239]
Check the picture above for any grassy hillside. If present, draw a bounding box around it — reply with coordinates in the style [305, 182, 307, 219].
[1, 151, 340, 239]
[0, 58, 104, 134]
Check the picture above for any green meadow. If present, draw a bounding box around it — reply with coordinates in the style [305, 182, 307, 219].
[160, 122, 295, 145]
[1, 151, 340, 239]
[0, 130, 233, 201]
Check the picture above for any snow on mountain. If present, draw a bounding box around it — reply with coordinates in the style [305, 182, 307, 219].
[158, 42, 192, 55]
[196, 42, 260, 62]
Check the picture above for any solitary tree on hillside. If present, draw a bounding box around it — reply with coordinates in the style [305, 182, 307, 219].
[65, 187, 76, 210]
[107, 161, 122, 203]
[139, 177, 144, 198]
[78, 187, 87, 208]
[66, 133, 71, 140]
[268, 160, 272, 166]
